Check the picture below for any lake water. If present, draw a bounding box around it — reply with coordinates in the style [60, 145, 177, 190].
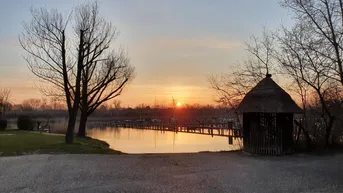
[86, 127, 242, 153]
[7, 118, 242, 153]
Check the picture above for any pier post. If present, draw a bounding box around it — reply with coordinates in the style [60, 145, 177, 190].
[228, 136, 233, 144]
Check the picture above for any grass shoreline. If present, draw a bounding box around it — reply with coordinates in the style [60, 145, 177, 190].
[0, 129, 122, 157]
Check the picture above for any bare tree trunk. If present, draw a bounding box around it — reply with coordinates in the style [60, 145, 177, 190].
[77, 109, 87, 137]
[295, 120, 312, 150]
[65, 30, 84, 144]
[325, 117, 335, 147]
[303, 128, 312, 150]
[78, 78, 88, 137]
[295, 124, 301, 145]
[65, 111, 77, 143]
[73, 2, 134, 136]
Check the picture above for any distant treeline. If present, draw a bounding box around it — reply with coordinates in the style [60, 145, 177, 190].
[91, 106, 234, 122]
[5, 99, 234, 122]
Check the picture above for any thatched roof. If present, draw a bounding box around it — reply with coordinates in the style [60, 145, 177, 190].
[237, 74, 302, 113]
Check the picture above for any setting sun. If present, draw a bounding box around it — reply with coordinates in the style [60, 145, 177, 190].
[177, 102, 181, 107]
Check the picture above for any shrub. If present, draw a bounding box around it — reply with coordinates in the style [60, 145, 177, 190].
[17, 116, 34, 130]
[0, 120, 7, 131]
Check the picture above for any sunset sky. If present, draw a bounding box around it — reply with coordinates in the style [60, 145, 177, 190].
[0, 0, 293, 107]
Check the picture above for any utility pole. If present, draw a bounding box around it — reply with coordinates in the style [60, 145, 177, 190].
[139, 103, 143, 120]
[154, 96, 156, 120]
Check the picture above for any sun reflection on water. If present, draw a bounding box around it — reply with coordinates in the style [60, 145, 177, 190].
[87, 127, 241, 153]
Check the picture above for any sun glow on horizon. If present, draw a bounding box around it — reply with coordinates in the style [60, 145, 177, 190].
[177, 102, 181, 107]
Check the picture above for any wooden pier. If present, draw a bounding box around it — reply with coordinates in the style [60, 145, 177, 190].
[87, 120, 243, 138]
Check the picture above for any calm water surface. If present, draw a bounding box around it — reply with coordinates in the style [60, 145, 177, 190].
[8, 118, 241, 153]
[86, 127, 242, 153]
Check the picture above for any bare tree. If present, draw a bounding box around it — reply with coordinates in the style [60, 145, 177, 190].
[278, 0, 343, 146]
[208, 30, 276, 129]
[21, 98, 42, 111]
[49, 97, 66, 110]
[74, 2, 135, 137]
[112, 100, 122, 109]
[245, 29, 277, 77]
[262, 0, 343, 147]
[0, 89, 11, 119]
[20, 6, 89, 143]
[208, 74, 249, 111]
[276, 22, 337, 146]
[281, 0, 343, 85]
[208, 0, 343, 148]
[322, 81, 343, 144]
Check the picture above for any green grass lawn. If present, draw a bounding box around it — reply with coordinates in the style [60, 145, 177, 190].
[0, 130, 122, 156]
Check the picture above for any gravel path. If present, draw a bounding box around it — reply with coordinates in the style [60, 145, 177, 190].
[0, 153, 342, 193]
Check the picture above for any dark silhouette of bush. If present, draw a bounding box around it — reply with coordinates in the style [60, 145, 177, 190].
[0, 120, 7, 130]
[17, 116, 34, 130]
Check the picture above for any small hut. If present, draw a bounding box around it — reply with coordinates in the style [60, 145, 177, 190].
[237, 74, 302, 155]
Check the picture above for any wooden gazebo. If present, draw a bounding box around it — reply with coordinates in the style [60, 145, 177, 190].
[237, 74, 302, 155]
